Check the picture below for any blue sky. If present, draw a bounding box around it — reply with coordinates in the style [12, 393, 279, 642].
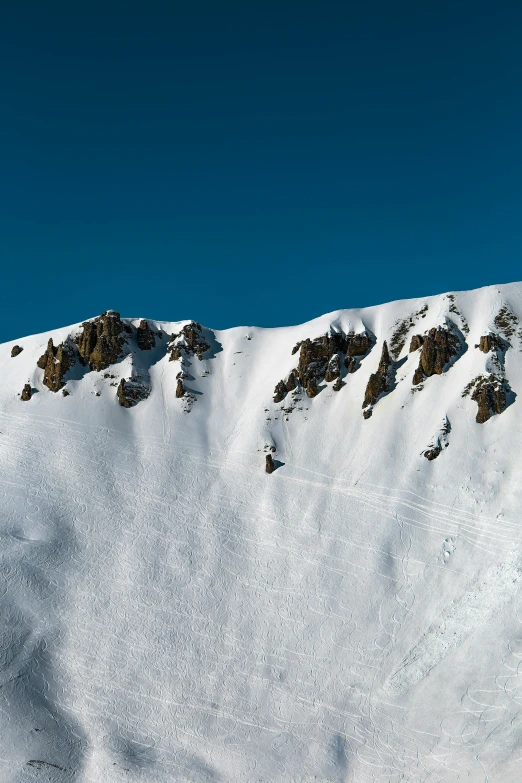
[2, 1, 522, 340]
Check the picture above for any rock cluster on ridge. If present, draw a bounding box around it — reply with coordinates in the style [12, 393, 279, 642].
[76, 310, 130, 372]
[273, 329, 374, 402]
[37, 338, 75, 392]
[412, 324, 462, 386]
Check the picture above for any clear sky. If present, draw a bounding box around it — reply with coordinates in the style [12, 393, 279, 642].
[2, 1, 522, 341]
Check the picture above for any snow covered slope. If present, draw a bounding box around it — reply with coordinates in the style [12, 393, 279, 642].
[1, 282, 522, 782]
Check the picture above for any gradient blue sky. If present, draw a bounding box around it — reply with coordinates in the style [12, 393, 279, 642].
[2, 1, 522, 340]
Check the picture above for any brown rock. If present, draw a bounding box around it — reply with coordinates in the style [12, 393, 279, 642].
[324, 353, 340, 382]
[344, 331, 373, 357]
[117, 378, 150, 408]
[414, 326, 460, 384]
[476, 334, 502, 354]
[137, 319, 156, 351]
[11, 345, 23, 357]
[363, 341, 393, 409]
[265, 454, 275, 474]
[363, 408, 373, 419]
[273, 380, 288, 403]
[37, 338, 75, 392]
[305, 378, 319, 398]
[76, 311, 129, 372]
[409, 334, 424, 352]
[176, 378, 185, 398]
[286, 371, 297, 391]
[333, 377, 343, 391]
[472, 378, 507, 423]
[168, 322, 211, 361]
[21, 384, 32, 401]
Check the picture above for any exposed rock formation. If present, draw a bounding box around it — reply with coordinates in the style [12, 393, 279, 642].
[21, 384, 32, 401]
[324, 354, 340, 382]
[471, 376, 508, 423]
[494, 305, 519, 339]
[265, 454, 275, 474]
[117, 378, 150, 408]
[176, 379, 185, 398]
[137, 320, 156, 351]
[476, 334, 504, 354]
[273, 380, 287, 403]
[168, 322, 210, 361]
[305, 378, 319, 398]
[274, 329, 374, 402]
[363, 341, 394, 413]
[286, 371, 297, 391]
[11, 345, 23, 357]
[409, 335, 424, 352]
[412, 325, 461, 385]
[333, 377, 343, 392]
[76, 311, 130, 371]
[37, 338, 75, 392]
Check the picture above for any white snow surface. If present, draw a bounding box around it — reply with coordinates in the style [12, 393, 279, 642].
[2, 283, 522, 782]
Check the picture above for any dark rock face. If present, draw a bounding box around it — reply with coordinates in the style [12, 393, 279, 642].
[21, 384, 32, 401]
[363, 341, 393, 410]
[476, 334, 503, 354]
[76, 311, 130, 372]
[344, 332, 373, 358]
[286, 371, 297, 391]
[324, 353, 340, 382]
[494, 305, 519, 339]
[265, 454, 275, 474]
[413, 326, 460, 385]
[305, 378, 319, 398]
[117, 378, 150, 408]
[11, 345, 23, 357]
[175, 378, 185, 398]
[274, 329, 374, 402]
[137, 319, 156, 351]
[409, 335, 424, 352]
[472, 377, 507, 423]
[273, 380, 288, 403]
[333, 377, 343, 392]
[168, 322, 210, 361]
[37, 338, 75, 392]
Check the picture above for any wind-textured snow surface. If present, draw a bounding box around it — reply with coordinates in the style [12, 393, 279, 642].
[1, 283, 522, 782]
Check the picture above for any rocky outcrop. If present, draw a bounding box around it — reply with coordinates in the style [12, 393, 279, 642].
[168, 322, 210, 361]
[76, 311, 130, 371]
[412, 325, 461, 385]
[11, 345, 23, 357]
[37, 339, 75, 392]
[476, 334, 504, 354]
[494, 305, 519, 339]
[471, 376, 508, 423]
[21, 384, 32, 401]
[265, 454, 275, 474]
[117, 378, 150, 408]
[409, 334, 423, 352]
[274, 329, 374, 402]
[324, 354, 340, 382]
[137, 320, 156, 351]
[362, 341, 394, 412]
[273, 380, 287, 403]
[333, 377, 343, 392]
[176, 379, 185, 398]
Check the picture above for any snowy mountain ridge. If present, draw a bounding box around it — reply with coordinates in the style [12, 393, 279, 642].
[1, 282, 522, 782]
